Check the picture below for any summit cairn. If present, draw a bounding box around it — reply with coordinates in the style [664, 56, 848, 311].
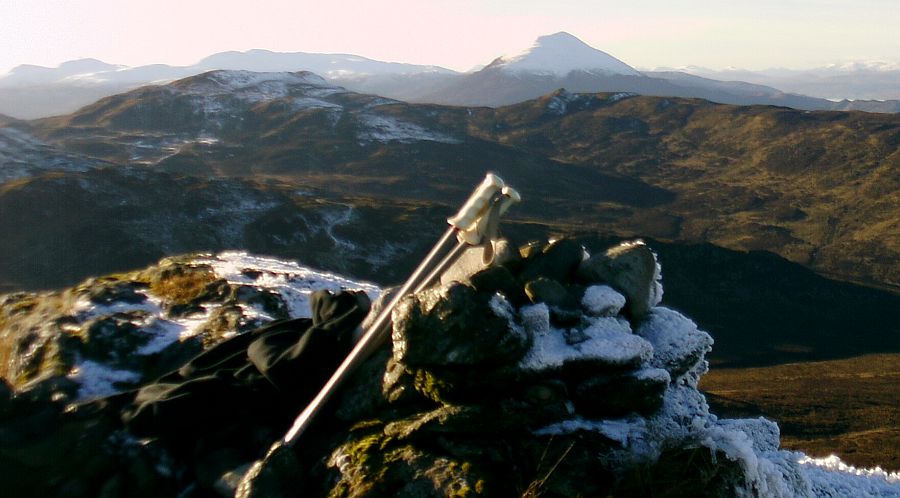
[311, 237, 810, 498]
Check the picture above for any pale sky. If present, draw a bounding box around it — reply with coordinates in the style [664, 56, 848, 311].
[2, 0, 898, 75]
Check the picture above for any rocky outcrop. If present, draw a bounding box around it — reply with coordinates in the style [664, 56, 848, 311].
[1, 242, 897, 498]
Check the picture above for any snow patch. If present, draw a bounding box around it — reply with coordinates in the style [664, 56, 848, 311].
[0, 127, 97, 183]
[609, 92, 637, 103]
[68, 360, 141, 400]
[356, 113, 460, 144]
[200, 251, 380, 318]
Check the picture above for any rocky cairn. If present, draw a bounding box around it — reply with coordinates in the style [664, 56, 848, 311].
[313, 238, 750, 498]
[0, 241, 848, 497]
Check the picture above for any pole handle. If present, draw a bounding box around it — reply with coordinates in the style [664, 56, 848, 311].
[446, 173, 505, 231]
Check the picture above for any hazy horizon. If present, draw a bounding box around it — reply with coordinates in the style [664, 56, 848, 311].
[2, 0, 898, 76]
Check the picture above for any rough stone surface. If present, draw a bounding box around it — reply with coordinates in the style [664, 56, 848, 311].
[391, 283, 530, 368]
[524, 277, 579, 310]
[0, 241, 851, 498]
[468, 265, 526, 305]
[572, 370, 669, 418]
[519, 238, 585, 283]
[577, 240, 661, 320]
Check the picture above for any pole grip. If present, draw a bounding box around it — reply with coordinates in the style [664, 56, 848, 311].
[447, 173, 505, 231]
[498, 186, 521, 216]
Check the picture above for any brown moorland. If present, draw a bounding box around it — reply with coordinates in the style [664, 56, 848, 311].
[703, 353, 900, 472]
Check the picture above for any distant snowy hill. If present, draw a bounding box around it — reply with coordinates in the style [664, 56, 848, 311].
[403, 33, 899, 112]
[0, 52, 455, 119]
[1, 33, 898, 118]
[493, 32, 641, 77]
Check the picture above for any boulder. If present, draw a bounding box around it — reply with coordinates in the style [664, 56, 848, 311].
[519, 238, 585, 283]
[440, 239, 519, 287]
[576, 241, 662, 320]
[524, 277, 579, 310]
[391, 283, 530, 368]
[635, 307, 713, 380]
[580, 285, 626, 317]
[468, 265, 526, 305]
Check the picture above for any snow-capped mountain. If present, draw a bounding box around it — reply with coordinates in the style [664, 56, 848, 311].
[0, 52, 457, 119]
[493, 31, 641, 77]
[2, 34, 899, 118]
[0, 52, 455, 89]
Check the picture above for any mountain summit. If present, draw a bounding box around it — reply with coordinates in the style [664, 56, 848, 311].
[495, 32, 641, 76]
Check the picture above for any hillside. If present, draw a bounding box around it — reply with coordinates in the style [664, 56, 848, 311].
[1, 73, 898, 373]
[19, 77, 900, 293]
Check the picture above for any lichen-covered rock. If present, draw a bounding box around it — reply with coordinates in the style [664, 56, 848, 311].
[391, 283, 530, 368]
[327, 427, 498, 498]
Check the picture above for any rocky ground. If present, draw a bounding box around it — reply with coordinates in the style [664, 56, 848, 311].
[1, 239, 898, 497]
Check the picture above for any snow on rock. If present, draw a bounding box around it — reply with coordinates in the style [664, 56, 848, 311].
[182, 70, 336, 99]
[532, 319, 900, 497]
[67, 290, 218, 400]
[581, 285, 626, 316]
[518, 308, 652, 371]
[200, 251, 380, 318]
[516, 238, 899, 496]
[61, 252, 380, 401]
[519, 303, 552, 336]
[168, 70, 350, 127]
[635, 306, 713, 382]
[609, 92, 637, 103]
[800, 455, 900, 498]
[718, 417, 782, 453]
[67, 360, 142, 400]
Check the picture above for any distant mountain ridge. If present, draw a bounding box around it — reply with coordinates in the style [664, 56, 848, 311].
[671, 63, 900, 101]
[2, 32, 898, 118]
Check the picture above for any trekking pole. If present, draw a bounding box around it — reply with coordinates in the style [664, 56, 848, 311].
[281, 173, 518, 446]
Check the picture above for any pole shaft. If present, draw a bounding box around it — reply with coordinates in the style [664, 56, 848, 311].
[282, 226, 458, 445]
